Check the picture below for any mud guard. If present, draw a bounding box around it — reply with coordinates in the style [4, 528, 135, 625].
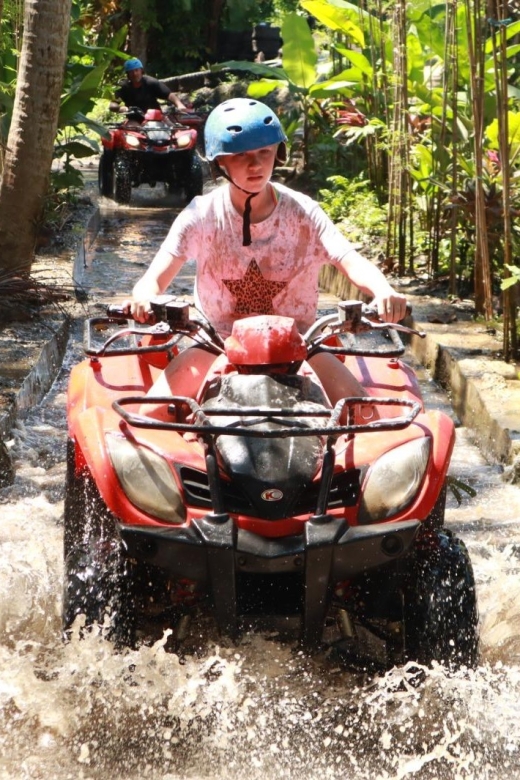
[303, 515, 345, 647]
[192, 514, 238, 638]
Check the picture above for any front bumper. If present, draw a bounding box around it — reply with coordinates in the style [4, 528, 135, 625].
[121, 514, 420, 647]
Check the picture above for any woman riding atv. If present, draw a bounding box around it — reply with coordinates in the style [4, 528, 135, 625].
[122, 97, 407, 419]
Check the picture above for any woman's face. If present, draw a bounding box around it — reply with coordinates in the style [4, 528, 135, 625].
[217, 144, 278, 192]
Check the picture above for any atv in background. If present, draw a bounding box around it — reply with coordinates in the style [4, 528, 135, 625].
[98, 106, 204, 205]
[167, 104, 210, 155]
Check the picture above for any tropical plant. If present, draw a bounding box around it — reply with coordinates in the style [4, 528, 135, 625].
[213, 11, 346, 170]
[56, 4, 128, 173]
[0, 0, 129, 273]
[318, 173, 387, 238]
[298, 0, 520, 360]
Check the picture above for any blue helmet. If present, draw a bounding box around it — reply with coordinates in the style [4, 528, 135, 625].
[124, 58, 143, 73]
[204, 98, 287, 160]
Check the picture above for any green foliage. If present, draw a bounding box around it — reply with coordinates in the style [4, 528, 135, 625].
[501, 264, 520, 291]
[270, 0, 300, 25]
[301, 0, 370, 42]
[224, 0, 274, 30]
[0, 0, 24, 143]
[318, 175, 387, 238]
[49, 166, 85, 196]
[146, 0, 217, 75]
[0, 0, 125, 171]
[281, 13, 317, 90]
[50, 2, 128, 187]
[214, 12, 317, 94]
[213, 12, 344, 168]
[485, 113, 520, 167]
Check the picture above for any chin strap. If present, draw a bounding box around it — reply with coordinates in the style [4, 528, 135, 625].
[242, 193, 256, 246]
[213, 162, 261, 247]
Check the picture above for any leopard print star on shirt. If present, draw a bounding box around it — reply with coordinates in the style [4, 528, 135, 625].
[223, 259, 288, 316]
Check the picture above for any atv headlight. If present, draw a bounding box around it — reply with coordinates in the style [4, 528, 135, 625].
[106, 433, 186, 524]
[125, 134, 141, 147]
[176, 134, 191, 148]
[358, 438, 431, 524]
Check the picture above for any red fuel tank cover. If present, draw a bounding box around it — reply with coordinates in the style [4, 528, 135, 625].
[224, 316, 308, 365]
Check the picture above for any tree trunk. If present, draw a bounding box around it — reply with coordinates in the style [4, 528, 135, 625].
[207, 0, 226, 59]
[129, 0, 149, 66]
[0, 0, 71, 274]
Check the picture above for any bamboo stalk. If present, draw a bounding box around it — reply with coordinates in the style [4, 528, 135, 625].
[490, 0, 517, 359]
[431, 1, 456, 276]
[449, 0, 459, 296]
[464, 0, 493, 317]
[386, 0, 410, 274]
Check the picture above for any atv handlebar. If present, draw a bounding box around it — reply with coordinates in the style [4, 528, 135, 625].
[106, 304, 129, 322]
[97, 296, 225, 357]
[106, 297, 425, 341]
[303, 300, 425, 352]
[107, 297, 190, 326]
[116, 106, 146, 123]
[339, 299, 413, 325]
[98, 297, 424, 361]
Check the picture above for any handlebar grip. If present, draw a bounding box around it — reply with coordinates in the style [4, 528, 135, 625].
[105, 297, 188, 326]
[106, 304, 130, 321]
[363, 302, 413, 320]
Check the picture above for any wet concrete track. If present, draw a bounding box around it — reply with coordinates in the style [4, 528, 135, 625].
[1, 188, 520, 779]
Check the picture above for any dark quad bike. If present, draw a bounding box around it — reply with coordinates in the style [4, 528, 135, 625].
[63, 298, 479, 671]
[98, 106, 204, 205]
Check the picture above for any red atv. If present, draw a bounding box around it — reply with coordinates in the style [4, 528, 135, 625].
[63, 298, 479, 670]
[98, 106, 204, 204]
[168, 104, 210, 154]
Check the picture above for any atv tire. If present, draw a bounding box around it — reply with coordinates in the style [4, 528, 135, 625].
[403, 528, 479, 669]
[184, 153, 203, 203]
[113, 156, 132, 204]
[63, 439, 136, 646]
[98, 151, 114, 197]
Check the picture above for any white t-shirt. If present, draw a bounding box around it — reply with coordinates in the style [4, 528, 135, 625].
[161, 182, 357, 336]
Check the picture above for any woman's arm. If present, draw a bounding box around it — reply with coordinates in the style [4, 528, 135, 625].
[339, 247, 407, 323]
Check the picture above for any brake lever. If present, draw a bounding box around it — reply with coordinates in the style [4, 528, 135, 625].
[100, 321, 172, 351]
[361, 318, 427, 339]
[320, 316, 426, 340]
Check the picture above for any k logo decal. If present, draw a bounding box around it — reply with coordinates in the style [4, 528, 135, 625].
[261, 488, 284, 501]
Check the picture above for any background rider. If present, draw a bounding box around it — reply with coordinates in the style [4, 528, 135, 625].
[109, 57, 187, 115]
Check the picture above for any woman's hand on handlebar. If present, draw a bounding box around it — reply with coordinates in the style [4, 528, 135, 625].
[372, 291, 408, 323]
[120, 298, 155, 323]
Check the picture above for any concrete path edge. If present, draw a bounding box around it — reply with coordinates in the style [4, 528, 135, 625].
[0, 207, 101, 444]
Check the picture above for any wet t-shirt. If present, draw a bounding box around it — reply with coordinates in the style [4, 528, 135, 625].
[160, 182, 357, 336]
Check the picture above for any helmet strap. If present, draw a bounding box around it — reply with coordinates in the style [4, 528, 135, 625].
[242, 193, 255, 247]
[216, 162, 260, 247]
